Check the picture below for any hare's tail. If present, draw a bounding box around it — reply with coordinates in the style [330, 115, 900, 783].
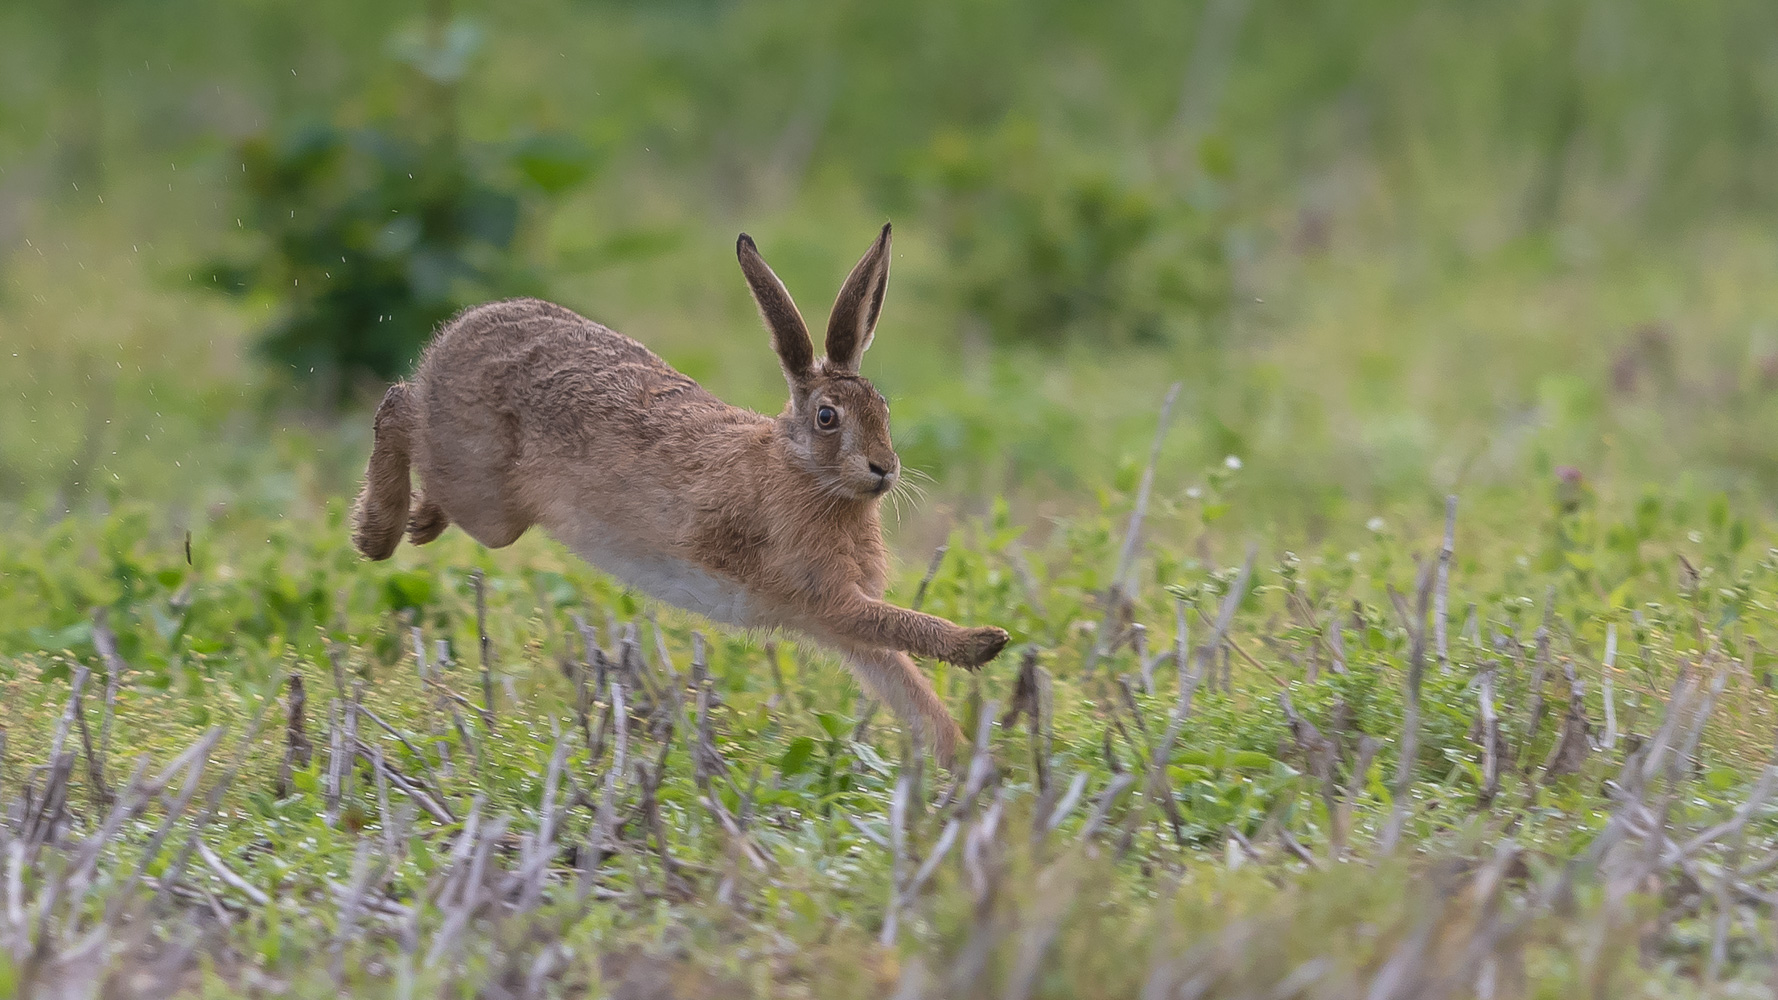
[352, 383, 416, 560]
[839, 645, 962, 767]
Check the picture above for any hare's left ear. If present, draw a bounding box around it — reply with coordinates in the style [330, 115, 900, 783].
[738, 233, 816, 396]
[824, 223, 891, 373]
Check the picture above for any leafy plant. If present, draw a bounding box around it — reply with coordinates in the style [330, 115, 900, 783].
[909, 117, 1231, 350]
[205, 16, 594, 401]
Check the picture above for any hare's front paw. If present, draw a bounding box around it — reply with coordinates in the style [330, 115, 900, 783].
[953, 626, 1010, 669]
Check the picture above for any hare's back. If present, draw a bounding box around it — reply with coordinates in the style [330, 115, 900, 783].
[417, 297, 733, 432]
[421, 298, 669, 388]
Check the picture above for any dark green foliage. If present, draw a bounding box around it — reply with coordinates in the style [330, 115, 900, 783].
[203, 15, 594, 399]
[910, 119, 1231, 348]
[209, 120, 588, 397]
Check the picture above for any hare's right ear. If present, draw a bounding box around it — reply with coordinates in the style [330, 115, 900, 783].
[824, 223, 891, 373]
[737, 234, 815, 396]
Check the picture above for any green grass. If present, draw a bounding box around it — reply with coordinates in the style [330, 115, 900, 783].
[4, 446, 1778, 995]
[13, 116, 1778, 998]
[10, 1, 1778, 994]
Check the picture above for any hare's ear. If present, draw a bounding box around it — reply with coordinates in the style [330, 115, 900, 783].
[737, 233, 815, 393]
[824, 223, 891, 373]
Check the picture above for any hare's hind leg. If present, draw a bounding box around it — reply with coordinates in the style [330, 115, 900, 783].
[837, 644, 962, 766]
[407, 493, 450, 545]
[412, 396, 531, 549]
[352, 384, 415, 560]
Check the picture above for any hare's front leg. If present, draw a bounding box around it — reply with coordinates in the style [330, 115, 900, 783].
[814, 593, 1009, 668]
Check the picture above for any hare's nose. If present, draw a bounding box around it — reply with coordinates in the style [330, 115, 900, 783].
[868, 462, 890, 478]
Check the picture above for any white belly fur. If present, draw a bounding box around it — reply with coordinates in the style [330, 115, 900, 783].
[557, 523, 758, 627]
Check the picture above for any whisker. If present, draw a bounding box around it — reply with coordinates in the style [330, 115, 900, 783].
[889, 479, 925, 516]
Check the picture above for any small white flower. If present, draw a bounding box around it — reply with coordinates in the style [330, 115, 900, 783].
[1186, 486, 1204, 500]
[1366, 516, 1386, 533]
[1223, 455, 1243, 470]
[1687, 530, 1704, 544]
[1347, 551, 1361, 563]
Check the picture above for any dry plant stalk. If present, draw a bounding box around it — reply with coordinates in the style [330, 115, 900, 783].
[472, 568, 497, 729]
[1379, 548, 1437, 854]
[18, 552, 1778, 997]
[1083, 381, 1182, 680]
[277, 671, 312, 798]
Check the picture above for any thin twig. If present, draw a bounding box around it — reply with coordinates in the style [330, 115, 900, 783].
[196, 840, 271, 907]
[1522, 586, 1556, 753]
[912, 542, 949, 612]
[1435, 495, 1457, 671]
[356, 704, 446, 799]
[1195, 546, 1257, 679]
[355, 740, 456, 825]
[1112, 382, 1183, 595]
[472, 569, 497, 730]
[90, 608, 125, 801]
[1477, 661, 1503, 806]
[1379, 554, 1437, 854]
[1085, 382, 1183, 679]
[1600, 624, 1618, 752]
[277, 672, 312, 798]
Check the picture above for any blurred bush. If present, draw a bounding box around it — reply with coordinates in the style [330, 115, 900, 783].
[204, 15, 594, 402]
[910, 120, 1231, 349]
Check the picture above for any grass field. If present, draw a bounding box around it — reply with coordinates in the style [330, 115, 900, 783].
[11, 0, 1778, 996]
[5, 385, 1778, 995]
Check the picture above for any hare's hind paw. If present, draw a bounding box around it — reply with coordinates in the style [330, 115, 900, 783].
[351, 517, 403, 561]
[953, 626, 1010, 669]
[351, 494, 407, 560]
[407, 495, 450, 545]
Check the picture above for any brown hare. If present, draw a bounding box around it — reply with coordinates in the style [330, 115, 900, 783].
[350, 224, 1008, 763]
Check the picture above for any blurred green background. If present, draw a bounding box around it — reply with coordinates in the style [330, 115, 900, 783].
[5, 0, 1778, 549]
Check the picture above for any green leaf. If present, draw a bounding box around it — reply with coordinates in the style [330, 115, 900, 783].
[850, 742, 894, 776]
[1113, 458, 1140, 494]
[28, 620, 93, 655]
[382, 570, 434, 612]
[813, 711, 849, 741]
[778, 737, 816, 778]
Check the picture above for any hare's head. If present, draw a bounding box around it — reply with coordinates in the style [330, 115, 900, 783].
[738, 225, 901, 501]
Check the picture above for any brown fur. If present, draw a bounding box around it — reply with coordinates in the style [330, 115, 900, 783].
[350, 224, 1007, 763]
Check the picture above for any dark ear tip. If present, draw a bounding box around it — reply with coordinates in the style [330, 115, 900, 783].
[737, 233, 756, 255]
[880, 222, 892, 239]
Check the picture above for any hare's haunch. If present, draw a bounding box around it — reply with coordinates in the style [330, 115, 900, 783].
[350, 224, 1008, 763]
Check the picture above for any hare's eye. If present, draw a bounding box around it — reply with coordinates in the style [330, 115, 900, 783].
[816, 406, 838, 429]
